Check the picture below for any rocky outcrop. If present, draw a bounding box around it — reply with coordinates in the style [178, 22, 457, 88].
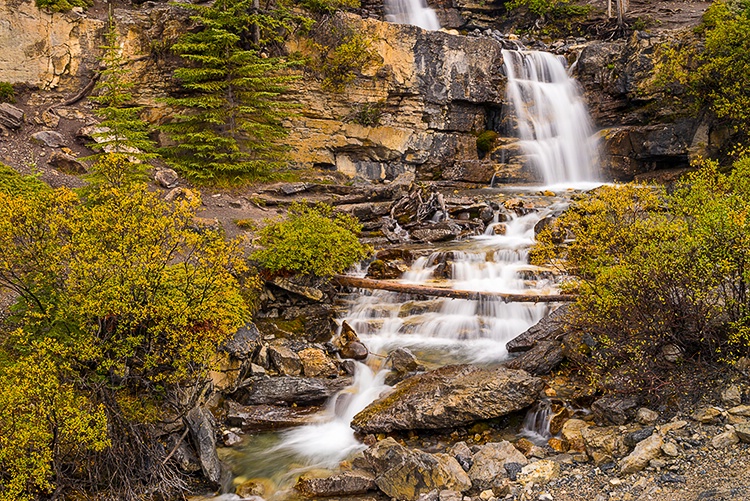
[350, 364, 543, 433]
[232, 375, 352, 406]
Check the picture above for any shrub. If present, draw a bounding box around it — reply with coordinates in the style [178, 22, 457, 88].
[476, 130, 499, 157]
[252, 202, 372, 277]
[0, 163, 48, 197]
[35, 0, 90, 12]
[0, 82, 14, 103]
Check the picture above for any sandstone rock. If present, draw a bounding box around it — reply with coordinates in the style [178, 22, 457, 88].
[517, 460, 560, 486]
[185, 407, 223, 485]
[620, 433, 663, 474]
[295, 470, 376, 496]
[548, 437, 569, 453]
[720, 385, 742, 408]
[0, 103, 24, 129]
[48, 151, 86, 174]
[268, 344, 302, 376]
[581, 426, 626, 465]
[363, 438, 471, 500]
[591, 396, 638, 425]
[298, 347, 338, 378]
[711, 430, 739, 449]
[735, 423, 750, 443]
[351, 365, 543, 433]
[561, 419, 590, 453]
[636, 408, 659, 426]
[233, 376, 352, 406]
[728, 405, 750, 417]
[154, 168, 179, 188]
[226, 403, 321, 431]
[32, 130, 65, 148]
[692, 406, 722, 424]
[467, 441, 528, 491]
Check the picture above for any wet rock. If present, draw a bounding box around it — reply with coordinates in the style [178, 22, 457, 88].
[225, 402, 322, 431]
[507, 306, 569, 353]
[233, 375, 352, 406]
[337, 321, 369, 361]
[236, 478, 274, 498]
[721, 385, 742, 408]
[268, 343, 302, 376]
[48, 151, 86, 174]
[636, 408, 659, 425]
[692, 407, 722, 424]
[366, 259, 407, 279]
[0, 103, 23, 129]
[591, 396, 638, 425]
[581, 426, 626, 465]
[517, 460, 560, 486]
[32, 130, 65, 148]
[468, 441, 528, 491]
[351, 365, 543, 433]
[620, 433, 663, 474]
[295, 470, 376, 496]
[548, 437, 570, 453]
[154, 168, 179, 188]
[711, 430, 739, 449]
[298, 347, 338, 378]
[185, 407, 223, 485]
[222, 430, 242, 447]
[384, 347, 422, 385]
[410, 221, 462, 243]
[505, 339, 564, 375]
[363, 438, 471, 501]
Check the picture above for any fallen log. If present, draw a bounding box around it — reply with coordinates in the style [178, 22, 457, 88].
[332, 275, 574, 303]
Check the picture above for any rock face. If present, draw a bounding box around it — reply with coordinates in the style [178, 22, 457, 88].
[351, 364, 543, 433]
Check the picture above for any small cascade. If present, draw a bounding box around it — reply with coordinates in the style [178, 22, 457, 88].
[520, 400, 554, 444]
[384, 0, 441, 31]
[502, 49, 599, 186]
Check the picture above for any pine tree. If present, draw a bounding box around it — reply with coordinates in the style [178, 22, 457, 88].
[88, 19, 156, 187]
[162, 0, 301, 184]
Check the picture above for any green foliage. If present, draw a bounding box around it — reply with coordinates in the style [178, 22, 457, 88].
[533, 159, 750, 390]
[35, 0, 90, 12]
[163, 0, 305, 184]
[307, 17, 381, 92]
[0, 183, 252, 498]
[507, 0, 588, 17]
[0, 163, 48, 197]
[88, 21, 156, 185]
[299, 0, 360, 14]
[0, 82, 14, 103]
[349, 100, 385, 127]
[476, 130, 499, 156]
[253, 202, 372, 277]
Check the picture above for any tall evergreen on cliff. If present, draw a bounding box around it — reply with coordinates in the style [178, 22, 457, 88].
[163, 0, 302, 183]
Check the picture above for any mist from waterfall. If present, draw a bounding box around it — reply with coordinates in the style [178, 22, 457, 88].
[384, 0, 441, 31]
[503, 49, 600, 186]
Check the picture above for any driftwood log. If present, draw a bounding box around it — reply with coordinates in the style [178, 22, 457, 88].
[332, 275, 574, 303]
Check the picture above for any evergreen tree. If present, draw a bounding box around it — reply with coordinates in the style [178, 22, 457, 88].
[88, 20, 156, 186]
[163, 0, 301, 184]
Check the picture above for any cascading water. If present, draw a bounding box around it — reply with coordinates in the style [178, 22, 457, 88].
[384, 0, 441, 31]
[503, 49, 599, 186]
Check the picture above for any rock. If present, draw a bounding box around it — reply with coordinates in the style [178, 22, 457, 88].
[504, 461, 524, 481]
[222, 430, 243, 446]
[351, 365, 543, 433]
[561, 419, 590, 453]
[268, 343, 302, 376]
[661, 343, 683, 363]
[692, 407, 722, 424]
[298, 347, 338, 377]
[548, 437, 569, 453]
[42, 109, 59, 128]
[185, 407, 223, 485]
[591, 396, 638, 425]
[233, 375, 352, 406]
[620, 433, 663, 474]
[341, 341, 369, 361]
[164, 187, 197, 203]
[505, 339, 564, 375]
[270, 276, 324, 301]
[636, 408, 659, 425]
[468, 441, 528, 490]
[48, 151, 86, 174]
[295, 470, 376, 496]
[661, 442, 679, 457]
[658, 420, 688, 434]
[221, 323, 261, 360]
[625, 427, 655, 448]
[236, 477, 274, 498]
[366, 259, 407, 279]
[506, 305, 569, 353]
[442, 160, 496, 183]
[225, 402, 322, 431]
[32, 130, 65, 148]
[449, 441, 473, 471]
[721, 385, 742, 407]
[0, 103, 23, 129]
[385, 347, 422, 384]
[363, 438, 471, 501]
[410, 221, 462, 243]
[517, 460, 560, 486]
[154, 168, 179, 188]
[581, 426, 626, 465]
[728, 405, 750, 417]
[735, 423, 750, 443]
[711, 430, 739, 449]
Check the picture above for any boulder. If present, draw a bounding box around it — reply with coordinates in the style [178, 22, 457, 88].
[233, 376, 352, 406]
[384, 347, 422, 385]
[409, 221, 462, 243]
[298, 347, 338, 377]
[221, 322, 261, 360]
[154, 168, 179, 188]
[268, 343, 302, 376]
[581, 426, 626, 465]
[32, 130, 65, 148]
[363, 438, 471, 501]
[591, 396, 638, 425]
[620, 433, 663, 474]
[351, 365, 543, 433]
[336, 321, 369, 361]
[184, 407, 223, 485]
[505, 339, 564, 375]
[225, 402, 322, 431]
[0, 103, 23, 129]
[516, 460, 560, 486]
[449, 441, 473, 471]
[506, 305, 569, 353]
[295, 470, 377, 496]
[467, 441, 528, 491]
[48, 151, 86, 174]
[561, 419, 590, 453]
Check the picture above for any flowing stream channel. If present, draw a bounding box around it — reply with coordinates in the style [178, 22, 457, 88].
[218, 49, 601, 500]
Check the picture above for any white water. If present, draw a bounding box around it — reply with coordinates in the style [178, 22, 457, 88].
[503, 49, 599, 185]
[384, 0, 441, 30]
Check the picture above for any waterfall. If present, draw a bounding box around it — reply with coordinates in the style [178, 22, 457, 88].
[384, 0, 441, 31]
[502, 49, 599, 186]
